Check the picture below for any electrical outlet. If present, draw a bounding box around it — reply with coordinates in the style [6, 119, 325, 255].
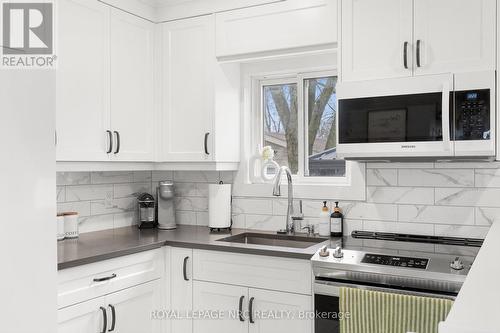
[104, 190, 114, 209]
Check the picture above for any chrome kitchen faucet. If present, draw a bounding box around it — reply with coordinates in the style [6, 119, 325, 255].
[272, 166, 294, 234]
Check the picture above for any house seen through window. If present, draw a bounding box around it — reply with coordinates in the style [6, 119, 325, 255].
[262, 75, 345, 178]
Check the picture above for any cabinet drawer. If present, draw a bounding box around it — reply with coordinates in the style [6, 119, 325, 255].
[193, 250, 312, 295]
[58, 249, 163, 309]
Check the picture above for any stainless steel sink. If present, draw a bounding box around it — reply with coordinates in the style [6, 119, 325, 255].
[217, 232, 327, 249]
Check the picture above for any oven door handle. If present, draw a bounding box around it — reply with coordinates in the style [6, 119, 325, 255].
[314, 280, 341, 297]
[441, 79, 452, 153]
[314, 279, 456, 300]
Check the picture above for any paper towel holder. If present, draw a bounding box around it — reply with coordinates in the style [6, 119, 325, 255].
[209, 181, 233, 233]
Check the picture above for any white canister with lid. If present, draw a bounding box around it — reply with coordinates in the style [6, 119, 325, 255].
[64, 212, 79, 239]
[57, 214, 65, 241]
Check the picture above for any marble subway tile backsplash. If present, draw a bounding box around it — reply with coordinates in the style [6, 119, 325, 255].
[57, 162, 500, 238]
[56, 171, 232, 233]
[230, 162, 500, 238]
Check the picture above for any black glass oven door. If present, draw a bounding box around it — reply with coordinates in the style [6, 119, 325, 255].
[314, 293, 340, 333]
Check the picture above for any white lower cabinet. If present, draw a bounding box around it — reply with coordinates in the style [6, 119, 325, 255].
[193, 281, 248, 333]
[57, 249, 164, 333]
[106, 280, 162, 333]
[248, 288, 312, 333]
[188, 250, 313, 333]
[170, 247, 193, 333]
[58, 296, 105, 333]
[58, 280, 162, 333]
[58, 247, 312, 333]
[191, 281, 312, 333]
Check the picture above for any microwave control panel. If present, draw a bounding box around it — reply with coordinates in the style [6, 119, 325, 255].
[454, 89, 490, 141]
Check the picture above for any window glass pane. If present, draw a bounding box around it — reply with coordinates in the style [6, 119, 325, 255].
[306, 76, 346, 177]
[263, 83, 298, 174]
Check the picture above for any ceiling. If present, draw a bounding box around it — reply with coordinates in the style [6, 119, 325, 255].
[137, 0, 194, 7]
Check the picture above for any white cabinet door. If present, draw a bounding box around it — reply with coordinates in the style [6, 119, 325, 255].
[341, 0, 413, 81]
[110, 8, 156, 161]
[193, 281, 248, 333]
[161, 15, 214, 162]
[106, 280, 162, 333]
[171, 248, 193, 333]
[58, 296, 105, 333]
[413, 0, 496, 75]
[215, 0, 337, 59]
[248, 288, 312, 333]
[56, 0, 111, 161]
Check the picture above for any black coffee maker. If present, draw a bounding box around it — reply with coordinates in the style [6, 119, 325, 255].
[137, 193, 158, 229]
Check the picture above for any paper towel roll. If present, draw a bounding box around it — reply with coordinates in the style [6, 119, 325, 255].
[208, 183, 232, 229]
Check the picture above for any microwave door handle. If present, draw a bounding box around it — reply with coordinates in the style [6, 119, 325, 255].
[441, 81, 452, 152]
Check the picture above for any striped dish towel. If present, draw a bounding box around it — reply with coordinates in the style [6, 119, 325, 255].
[339, 287, 454, 333]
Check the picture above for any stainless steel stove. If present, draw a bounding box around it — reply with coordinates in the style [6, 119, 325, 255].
[312, 231, 482, 333]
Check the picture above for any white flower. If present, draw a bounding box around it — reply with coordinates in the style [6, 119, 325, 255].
[262, 146, 275, 161]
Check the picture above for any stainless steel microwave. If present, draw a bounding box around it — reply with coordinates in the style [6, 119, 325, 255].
[336, 71, 496, 160]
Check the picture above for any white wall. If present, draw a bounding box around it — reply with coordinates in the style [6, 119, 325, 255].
[0, 70, 57, 332]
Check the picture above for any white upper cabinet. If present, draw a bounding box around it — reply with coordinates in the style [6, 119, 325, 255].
[215, 0, 338, 60]
[161, 16, 213, 162]
[413, 0, 496, 75]
[160, 15, 240, 166]
[56, 0, 111, 161]
[57, 0, 156, 163]
[110, 8, 155, 161]
[341, 0, 496, 81]
[341, 0, 413, 81]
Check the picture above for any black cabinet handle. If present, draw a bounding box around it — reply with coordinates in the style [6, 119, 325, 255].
[416, 39, 421, 67]
[249, 297, 255, 324]
[108, 304, 116, 332]
[183, 256, 189, 281]
[238, 296, 245, 322]
[403, 41, 408, 69]
[113, 131, 120, 154]
[204, 132, 210, 155]
[106, 130, 113, 154]
[93, 273, 117, 283]
[99, 307, 107, 333]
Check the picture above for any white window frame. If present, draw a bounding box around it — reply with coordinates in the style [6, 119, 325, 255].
[233, 64, 366, 201]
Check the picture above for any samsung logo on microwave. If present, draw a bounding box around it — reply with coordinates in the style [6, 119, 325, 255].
[401, 145, 416, 149]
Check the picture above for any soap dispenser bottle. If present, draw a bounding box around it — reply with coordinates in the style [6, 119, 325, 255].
[330, 201, 343, 237]
[318, 201, 330, 237]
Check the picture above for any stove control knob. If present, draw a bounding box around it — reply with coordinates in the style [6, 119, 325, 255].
[319, 246, 329, 257]
[450, 257, 464, 270]
[333, 246, 344, 259]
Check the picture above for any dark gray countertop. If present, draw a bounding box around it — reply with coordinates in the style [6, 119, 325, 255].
[57, 225, 332, 270]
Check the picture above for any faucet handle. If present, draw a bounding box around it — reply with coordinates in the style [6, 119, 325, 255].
[301, 224, 315, 236]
